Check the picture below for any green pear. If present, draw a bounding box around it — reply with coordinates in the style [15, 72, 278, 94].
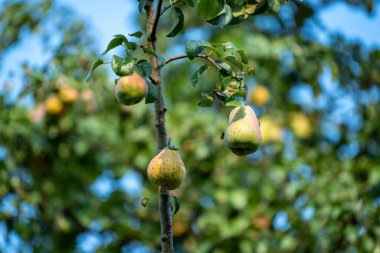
[224, 105, 262, 156]
[115, 73, 148, 106]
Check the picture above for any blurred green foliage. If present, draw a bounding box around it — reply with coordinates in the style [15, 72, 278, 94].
[1, 0, 380, 252]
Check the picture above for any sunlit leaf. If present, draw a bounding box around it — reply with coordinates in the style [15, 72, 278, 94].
[225, 99, 244, 107]
[102, 37, 124, 55]
[111, 55, 134, 76]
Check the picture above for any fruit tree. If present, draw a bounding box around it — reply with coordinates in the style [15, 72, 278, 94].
[86, 1, 284, 251]
[1, 0, 379, 252]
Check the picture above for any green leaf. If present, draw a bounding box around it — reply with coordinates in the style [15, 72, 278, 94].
[198, 40, 214, 48]
[142, 47, 166, 66]
[190, 71, 199, 87]
[208, 4, 232, 26]
[226, 90, 246, 103]
[167, 7, 184, 37]
[198, 0, 225, 20]
[141, 197, 149, 207]
[185, 40, 214, 60]
[225, 100, 244, 107]
[113, 34, 128, 43]
[86, 59, 104, 82]
[184, 0, 196, 7]
[198, 93, 214, 107]
[185, 40, 203, 60]
[111, 55, 134, 76]
[125, 42, 138, 50]
[136, 60, 152, 77]
[211, 47, 224, 57]
[199, 64, 208, 76]
[216, 61, 233, 76]
[129, 31, 143, 38]
[237, 50, 248, 64]
[222, 41, 237, 51]
[190, 64, 208, 87]
[215, 91, 227, 102]
[225, 56, 243, 70]
[145, 81, 159, 104]
[171, 195, 180, 215]
[138, 0, 147, 12]
[102, 37, 124, 55]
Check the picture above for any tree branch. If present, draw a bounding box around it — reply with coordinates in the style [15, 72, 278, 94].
[146, 1, 174, 253]
[149, 0, 164, 42]
[165, 53, 222, 70]
[160, 0, 183, 16]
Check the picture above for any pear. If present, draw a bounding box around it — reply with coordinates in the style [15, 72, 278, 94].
[147, 147, 186, 190]
[115, 73, 148, 106]
[224, 105, 262, 156]
[45, 95, 63, 115]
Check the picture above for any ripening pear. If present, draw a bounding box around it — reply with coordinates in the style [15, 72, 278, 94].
[249, 85, 270, 106]
[115, 73, 148, 106]
[59, 84, 79, 104]
[45, 95, 63, 115]
[291, 112, 312, 139]
[147, 147, 186, 190]
[224, 105, 262, 156]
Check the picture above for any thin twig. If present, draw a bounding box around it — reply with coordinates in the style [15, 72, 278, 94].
[150, 0, 164, 41]
[160, 0, 183, 16]
[165, 54, 221, 70]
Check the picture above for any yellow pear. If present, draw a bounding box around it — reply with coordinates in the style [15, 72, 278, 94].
[224, 105, 262, 156]
[260, 116, 283, 143]
[45, 95, 63, 115]
[249, 85, 270, 106]
[291, 112, 312, 138]
[58, 84, 79, 103]
[147, 147, 186, 190]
